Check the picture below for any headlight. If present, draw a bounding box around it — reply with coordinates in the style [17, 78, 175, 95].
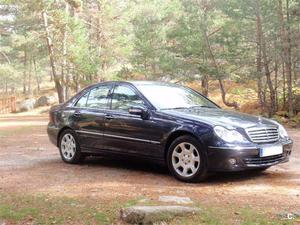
[214, 126, 248, 143]
[278, 124, 288, 138]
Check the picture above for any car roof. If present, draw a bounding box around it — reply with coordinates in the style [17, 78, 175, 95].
[84, 80, 180, 90]
[126, 80, 180, 88]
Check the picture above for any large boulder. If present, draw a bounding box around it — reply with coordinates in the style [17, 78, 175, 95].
[35, 95, 58, 108]
[35, 96, 49, 107]
[20, 98, 36, 112]
[158, 195, 193, 204]
[120, 205, 200, 224]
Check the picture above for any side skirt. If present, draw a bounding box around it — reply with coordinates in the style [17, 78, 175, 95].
[81, 147, 166, 165]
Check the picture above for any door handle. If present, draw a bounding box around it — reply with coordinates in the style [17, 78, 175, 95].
[105, 114, 114, 120]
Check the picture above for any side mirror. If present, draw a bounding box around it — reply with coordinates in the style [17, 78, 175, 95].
[128, 106, 150, 120]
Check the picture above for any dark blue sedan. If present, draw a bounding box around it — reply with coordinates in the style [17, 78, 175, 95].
[47, 81, 293, 182]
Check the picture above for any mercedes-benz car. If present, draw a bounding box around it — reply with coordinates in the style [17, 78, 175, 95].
[47, 81, 293, 182]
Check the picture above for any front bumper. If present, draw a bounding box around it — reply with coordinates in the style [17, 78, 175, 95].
[207, 139, 293, 171]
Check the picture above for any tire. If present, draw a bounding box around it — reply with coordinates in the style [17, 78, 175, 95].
[167, 135, 208, 182]
[59, 129, 84, 164]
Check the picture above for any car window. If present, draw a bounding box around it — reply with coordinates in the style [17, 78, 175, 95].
[75, 92, 89, 107]
[111, 85, 145, 112]
[86, 86, 111, 109]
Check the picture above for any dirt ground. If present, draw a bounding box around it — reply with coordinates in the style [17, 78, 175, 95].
[0, 115, 299, 219]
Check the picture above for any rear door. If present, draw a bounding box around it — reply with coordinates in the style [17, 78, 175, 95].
[72, 84, 113, 151]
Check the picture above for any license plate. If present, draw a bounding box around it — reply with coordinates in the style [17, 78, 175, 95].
[260, 145, 283, 157]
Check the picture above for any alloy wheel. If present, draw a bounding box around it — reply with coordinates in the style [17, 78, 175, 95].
[171, 142, 200, 177]
[60, 133, 76, 160]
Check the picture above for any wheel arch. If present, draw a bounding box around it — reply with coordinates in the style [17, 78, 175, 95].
[57, 126, 73, 147]
[164, 130, 206, 161]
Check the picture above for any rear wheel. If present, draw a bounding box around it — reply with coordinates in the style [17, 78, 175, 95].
[167, 135, 208, 182]
[59, 129, 84, 164]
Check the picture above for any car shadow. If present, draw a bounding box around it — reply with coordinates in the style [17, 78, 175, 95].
[205, 170, 267, 184]
[84, 156, 169, 175]
[83, 156, 269, 184]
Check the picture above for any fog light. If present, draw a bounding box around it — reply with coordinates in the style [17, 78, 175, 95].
[228, 158, 237, 165]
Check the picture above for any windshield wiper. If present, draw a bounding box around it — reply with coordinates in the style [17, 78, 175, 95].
[188, 105, 215, 109]
[160, 107, 189, 110]
[161, 106, 215, 110]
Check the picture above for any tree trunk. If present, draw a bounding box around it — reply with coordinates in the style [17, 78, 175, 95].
[274, 59, 278, 110]
[293, 61, 297, 85]
[62, 2, 70, 100]
[255, 7, 265, 112]
[286, 0, 293, 116]
[23, 49, 27, 94]
[256, 0, 276, 116]
[201, 75, 209, 97]
[5, 79, 8, 94]
[282, 62, 286, 107]
[202, 21, 238, 109]
[257, 78, 264, 111]
[278, 0, 293, 116]
[0, 51, 11, 64]
[262, 40, 276, 116]
[28, 57, 32, 95]
[218, 79, 238, 109]
[65, 65, 71, 99]
[42, 10, 65, 103]
[74, 73, 81, 92]
[33, 57, 40, 93]
[49, 71, 53, 82]
[96, 1, 104, 82]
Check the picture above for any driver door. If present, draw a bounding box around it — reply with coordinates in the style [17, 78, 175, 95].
[102, 84, 162, 158]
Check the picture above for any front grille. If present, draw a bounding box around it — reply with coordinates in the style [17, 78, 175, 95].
[246, 126, 279, 143]
[244, 154, 284, 165]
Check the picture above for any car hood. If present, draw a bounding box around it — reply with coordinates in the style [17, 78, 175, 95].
[161, 108, 276, 129]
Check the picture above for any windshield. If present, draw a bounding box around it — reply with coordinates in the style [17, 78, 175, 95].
[135, 83, 218, 110]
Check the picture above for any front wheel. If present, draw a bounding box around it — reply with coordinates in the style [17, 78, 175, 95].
[59, 129, 84, 164]
[167, 135, 208, 182]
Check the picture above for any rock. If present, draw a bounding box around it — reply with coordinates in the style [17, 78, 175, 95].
[277, 212, 300, 220]
[19, 98, 36, 112]
[35, 95, 58, 108]
[35, 96, 50, 107]
[120, 205, 200, 224]
[158, 196, 193, 204]
[293, 212, 300, 218]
